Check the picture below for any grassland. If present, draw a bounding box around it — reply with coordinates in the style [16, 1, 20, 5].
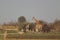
[0, 30, 60, 39]
[0, 26, 60, 40]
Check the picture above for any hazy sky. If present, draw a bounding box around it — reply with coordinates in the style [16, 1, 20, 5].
[0, 0, 60, 24]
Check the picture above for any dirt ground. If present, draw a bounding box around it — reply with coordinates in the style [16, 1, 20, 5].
[5, 39, 60, 40]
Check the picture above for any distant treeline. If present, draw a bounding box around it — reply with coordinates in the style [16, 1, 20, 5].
[1, 16, 60, 32]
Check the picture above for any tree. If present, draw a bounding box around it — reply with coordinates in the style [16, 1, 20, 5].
[39, 20, 51, 32]
[18, 16, 27, 32]
[42, 24, 50, 33]
[53, 20, 60, 32]
[29, 23, 36, 32]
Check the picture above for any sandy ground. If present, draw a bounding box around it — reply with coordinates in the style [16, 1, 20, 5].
[5, 39, 60, 40]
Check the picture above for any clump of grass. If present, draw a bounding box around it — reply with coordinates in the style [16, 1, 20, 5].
[5, 32, 59, 39]
[7, 30, 18, 33]
[0, 29, 5, 34]
[0, 35, 4, 40]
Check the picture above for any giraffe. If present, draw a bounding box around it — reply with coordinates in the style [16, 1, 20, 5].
[32, 17, 42, 32]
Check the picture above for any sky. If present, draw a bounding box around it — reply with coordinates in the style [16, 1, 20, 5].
[0, 0, 60, 24]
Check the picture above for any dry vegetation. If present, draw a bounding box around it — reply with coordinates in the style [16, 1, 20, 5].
[0, 16, 60, 40]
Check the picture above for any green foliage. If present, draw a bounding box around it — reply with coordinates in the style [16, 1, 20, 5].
[18, 16, 26, 24]
[18, 16, 27, 32]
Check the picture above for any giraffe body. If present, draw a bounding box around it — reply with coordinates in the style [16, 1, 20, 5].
[32, 17, 42, 32]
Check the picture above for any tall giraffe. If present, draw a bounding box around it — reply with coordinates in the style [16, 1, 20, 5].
[32, 17, 42, 32]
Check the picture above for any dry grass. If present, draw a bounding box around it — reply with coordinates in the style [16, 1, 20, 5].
[5, 39, 60, 40]
[0, 25, 60, 40]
